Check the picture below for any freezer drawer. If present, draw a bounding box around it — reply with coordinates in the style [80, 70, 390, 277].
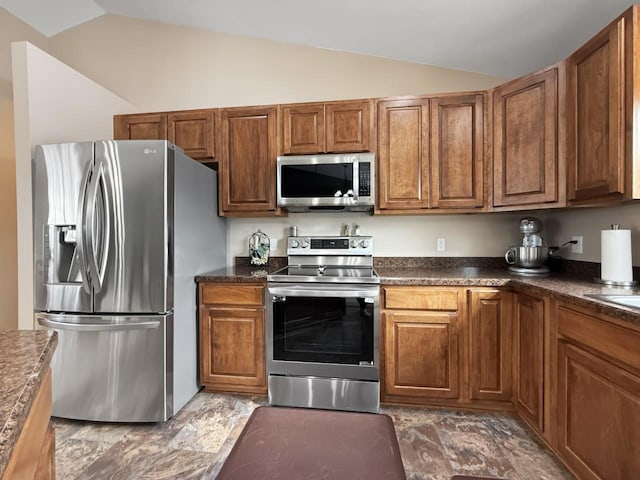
[35, 313, 172, 422]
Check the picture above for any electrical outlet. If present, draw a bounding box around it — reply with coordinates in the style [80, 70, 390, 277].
[270, 238, 278, 250]
[571, 236, 583, 254]
[436, 237, 446, 252]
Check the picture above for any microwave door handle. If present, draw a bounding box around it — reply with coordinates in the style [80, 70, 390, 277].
[75, 161, 93, 293]
[353, 160, 359, 199]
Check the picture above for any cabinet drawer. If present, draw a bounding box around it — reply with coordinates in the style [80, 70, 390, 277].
[201, 284, 264, 306]
[383, 287, 458, 310]
[557, 302, 640, 373]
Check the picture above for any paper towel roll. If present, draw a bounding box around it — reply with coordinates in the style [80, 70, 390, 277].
[601, 228, 633, 282]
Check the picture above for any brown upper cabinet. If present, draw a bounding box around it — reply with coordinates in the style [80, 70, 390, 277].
[280, 100, 373, 155]
[493, 64, 565, 208]
[377, 98, 430, 210]
[218, 105, 280, 216]
[114, 113, 167, 142]
[114, 109, 215, 161]
[430, 93, 485, 209]
[377, 93, 486, 213]
[567, 8, 633, 203]
[167, 110, 215, 160]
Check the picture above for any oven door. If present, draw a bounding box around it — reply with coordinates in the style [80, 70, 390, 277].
[266, 282, 379, 381]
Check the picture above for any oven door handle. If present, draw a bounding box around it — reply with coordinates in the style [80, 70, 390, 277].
[268, 285, 379, 299]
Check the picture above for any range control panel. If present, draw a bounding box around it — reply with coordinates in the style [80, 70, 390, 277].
[287, 236, 373, 256]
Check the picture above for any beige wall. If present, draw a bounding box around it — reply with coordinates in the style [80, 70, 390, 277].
[48, 15, 505, 111]
[0, 9, 47, 330]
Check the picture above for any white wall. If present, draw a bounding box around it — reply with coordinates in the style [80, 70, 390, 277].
[12, 41, 134, 329]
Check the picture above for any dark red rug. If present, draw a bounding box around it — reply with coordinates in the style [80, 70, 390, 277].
[217, 406, 406, 480]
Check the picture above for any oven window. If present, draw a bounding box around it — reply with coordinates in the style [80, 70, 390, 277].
[280, 163, 354, 198]
[273, 296, 373, 365]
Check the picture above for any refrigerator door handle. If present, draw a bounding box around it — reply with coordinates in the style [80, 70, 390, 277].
[75, 161, 93, 294]
[37, 316, 160, 332]
[86, 162, 110, 293]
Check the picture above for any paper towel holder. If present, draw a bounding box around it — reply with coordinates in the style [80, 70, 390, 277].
[594, 224, 637, 287]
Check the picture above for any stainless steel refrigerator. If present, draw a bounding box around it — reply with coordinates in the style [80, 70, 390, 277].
[33, 140, 226, 422]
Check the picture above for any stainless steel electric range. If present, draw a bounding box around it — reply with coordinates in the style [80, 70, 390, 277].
[266, 235, 380, 413]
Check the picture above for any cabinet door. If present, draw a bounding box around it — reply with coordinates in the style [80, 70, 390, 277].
[326, 100, 372, 153]
[430, 94, 485, 209]
[114, 113, 167, 140]
[514, 293, 545, 432]
[468, 289, 512, 401]
[383, 311, 459, 399]
[167, 110, 215, 160]
[557, 342, 640, 480]
[219, 106, 278, 213]
[199, 306, 266, 393]
[493, 67, 559, 206]
[377, 99, 430, 210]
[281, 104, 325, 154]
[567, 16, 625, 202]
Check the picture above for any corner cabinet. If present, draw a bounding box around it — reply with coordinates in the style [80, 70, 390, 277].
[218, 106, 282, 216]
[377, 93, 486, 213]
[468, 289, 513, 402]
[555, 302, 640, 480]
[514, 292, 547, 437]
[492, 64, 565, 208]
[114, 110, 215, 161]
[198, 282, 267, 394]
[381, 287, 461, 404]
[280, 100, 373, 155]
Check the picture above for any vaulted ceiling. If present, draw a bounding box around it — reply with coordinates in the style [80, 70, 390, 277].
[0, 0, 636, 78]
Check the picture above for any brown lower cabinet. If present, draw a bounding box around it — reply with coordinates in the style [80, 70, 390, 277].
[514, 292, 546, 435]
[556, 302, 640, 480]
[3, 370, 55, 480]
[198, 282, 267, 394]
[381, 286, 513, 409]
[382, 287, 461, 404]
[468, 289, 513, 402]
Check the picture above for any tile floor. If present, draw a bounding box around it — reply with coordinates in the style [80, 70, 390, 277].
[52, 391, 573, 480]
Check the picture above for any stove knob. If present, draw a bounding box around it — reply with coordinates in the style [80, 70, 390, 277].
[359, 239, 370, 248]
[301, 240, 309, 248]
[350, 239, 359, 248]
[290, 239, 300, 248]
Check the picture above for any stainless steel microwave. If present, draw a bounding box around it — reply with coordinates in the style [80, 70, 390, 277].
[276, 153, 375, 212]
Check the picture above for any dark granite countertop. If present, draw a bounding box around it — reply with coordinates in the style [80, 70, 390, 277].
[0, 330, 58, 478]
[195, 258, 640, 327]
